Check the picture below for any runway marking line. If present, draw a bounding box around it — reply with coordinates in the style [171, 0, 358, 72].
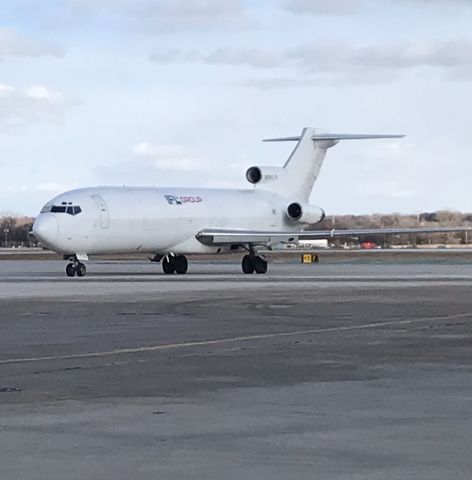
[1, 312, 471, 365]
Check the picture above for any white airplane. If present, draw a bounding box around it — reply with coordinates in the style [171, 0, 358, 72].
[32, 127, 464, 277]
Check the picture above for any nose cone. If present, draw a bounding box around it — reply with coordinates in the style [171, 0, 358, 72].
[33, 214, 59, 248]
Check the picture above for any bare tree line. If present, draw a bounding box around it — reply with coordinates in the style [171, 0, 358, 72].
[314, 211, 472, 246]
[0, 217, 34, 248]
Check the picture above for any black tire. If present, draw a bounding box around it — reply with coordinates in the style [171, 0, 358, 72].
[174, 255, 188, 274]
[242, 255, 255, 274]
[66, 263, 76, 277]
[254, 256, 268, 274]
[76, 263, 87, 277]
[162, 257, 175, 274]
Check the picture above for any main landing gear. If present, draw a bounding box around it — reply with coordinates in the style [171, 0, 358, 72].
[162, 254, 188, 274]
[65, 257, 87, 277]
[241, 254, 268, 274]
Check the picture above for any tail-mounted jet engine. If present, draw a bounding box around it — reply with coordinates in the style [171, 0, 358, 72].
[286, 202, 325, 225]
[246, 166, 286, 185]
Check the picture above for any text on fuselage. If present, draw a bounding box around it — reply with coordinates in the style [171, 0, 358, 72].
[164, 195, 203, 205]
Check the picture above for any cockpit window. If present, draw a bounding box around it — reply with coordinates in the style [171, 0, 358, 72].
[51, 206, 67, 213]
[45, 204, 82, 216]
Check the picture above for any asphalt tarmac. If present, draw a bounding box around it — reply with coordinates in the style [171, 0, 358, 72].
[1, 259, 472, 479]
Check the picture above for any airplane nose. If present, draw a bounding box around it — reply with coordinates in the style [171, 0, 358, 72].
[33, 214, 59, 246]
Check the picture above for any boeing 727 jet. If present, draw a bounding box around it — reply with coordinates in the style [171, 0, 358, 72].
[32, 127, 463, 277]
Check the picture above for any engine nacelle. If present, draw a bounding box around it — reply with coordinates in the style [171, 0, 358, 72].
[286, 202, 325, 225]
[246, 166, 286, 185]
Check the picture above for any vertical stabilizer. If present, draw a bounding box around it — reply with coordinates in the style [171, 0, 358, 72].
[282, 127, 332, 202]
[262, 128, 404, 202]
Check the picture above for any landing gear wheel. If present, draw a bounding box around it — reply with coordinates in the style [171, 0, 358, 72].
[162, 256, 176, 274]
[76, 262, 87, 277]
[254, 256, 268, 274]
[66, 263, 76, 277]
[174, 255, 188, 274]
[242, 255, 255, 274]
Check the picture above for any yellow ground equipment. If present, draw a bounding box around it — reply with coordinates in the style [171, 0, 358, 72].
[301, 253, 319, 264]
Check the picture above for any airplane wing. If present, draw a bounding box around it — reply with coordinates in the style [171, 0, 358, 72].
[196, 227, 470, 247]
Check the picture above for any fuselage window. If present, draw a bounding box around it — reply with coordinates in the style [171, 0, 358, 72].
[73, 206, 82, 215]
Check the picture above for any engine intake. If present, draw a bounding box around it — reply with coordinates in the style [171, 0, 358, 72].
[245, 166, 285, 186]
[286, 202, 325, 225]
[246, 166, 262, 184]
[287, 202, 303, 220]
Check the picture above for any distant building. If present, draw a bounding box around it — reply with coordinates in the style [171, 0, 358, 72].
[419, 212, 439, 223]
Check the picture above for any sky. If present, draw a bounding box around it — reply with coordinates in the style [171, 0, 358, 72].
[1, 0, 472, 216]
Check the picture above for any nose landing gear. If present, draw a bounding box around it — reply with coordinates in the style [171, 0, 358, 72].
[65, 256, 87, 277]
[162, 254, 188, 274]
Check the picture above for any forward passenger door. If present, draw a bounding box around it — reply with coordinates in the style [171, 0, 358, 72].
[91, 194, 110, 229]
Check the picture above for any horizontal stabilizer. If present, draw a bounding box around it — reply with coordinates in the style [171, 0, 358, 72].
[263, 136, 301, 142]
[311, 133, 405, 141]
[263, 133, 405, 142]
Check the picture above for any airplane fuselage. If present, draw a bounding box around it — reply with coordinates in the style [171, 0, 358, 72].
[33, 186, 299, 256]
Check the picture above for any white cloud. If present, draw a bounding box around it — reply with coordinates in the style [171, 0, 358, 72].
[94, 140, 245, 188]
[151, 39, 472, 83]
[284, 0, 363, 15]
[7, 183, 73, 194]
[290, 40, 472, 74]
[205, 48, 283, 68]
[132, 142, 204, 171]
[26, 86, 56, 100]
[150, 47, 282, 67]
[34, 182, 73, 193]
[399, 0, 472, 5]
[284, 0, 472, 15]
[0, 27, 63, 59]
[360, 181, 418, 200]
[236, 71, 395, 88]
[65, 0, 253, 32]
[0, 84, 72, 132]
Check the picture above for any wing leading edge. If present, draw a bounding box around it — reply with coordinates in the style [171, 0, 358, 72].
[196, 227, 470, 247]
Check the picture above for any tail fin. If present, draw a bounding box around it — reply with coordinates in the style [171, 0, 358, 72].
[264, 127, 404, 202]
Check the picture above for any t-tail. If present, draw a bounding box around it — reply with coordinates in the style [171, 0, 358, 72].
[246, 127, 404, 202]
